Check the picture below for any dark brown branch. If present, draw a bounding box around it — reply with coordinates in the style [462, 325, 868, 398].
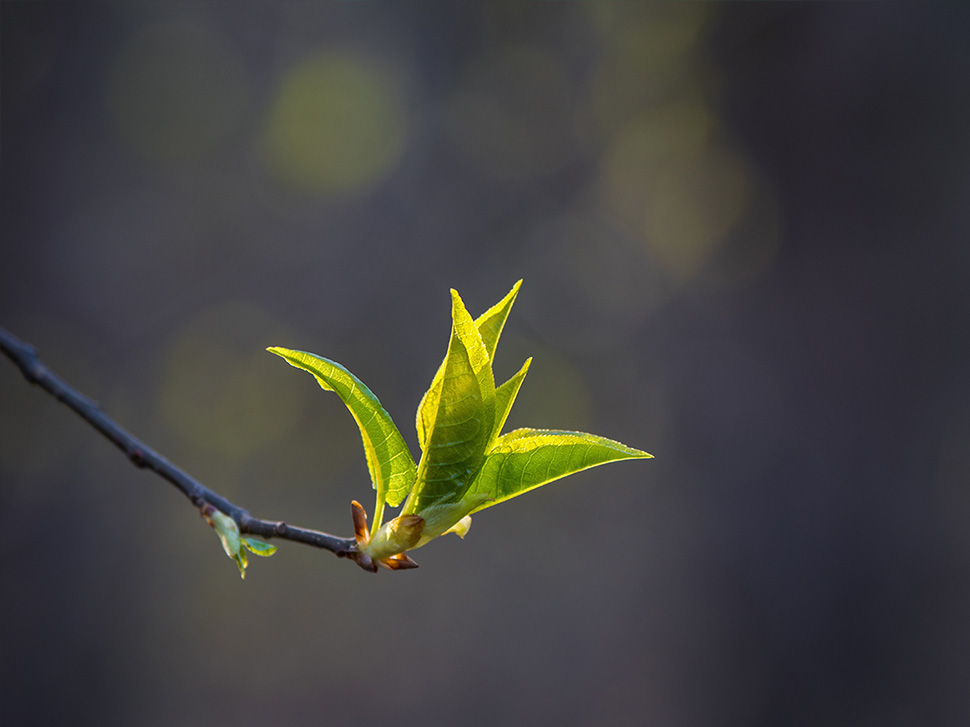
[0, 325, 357, 558]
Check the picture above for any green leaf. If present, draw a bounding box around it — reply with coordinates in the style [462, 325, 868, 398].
[474, 279, 521, 363]
[443, 514, 472, 539]
[490, 357, 531, 447]
[207, 508, 240, 555]
[234, 549, 248, 578]
[266, 348, 417, 512]
[411, 495, 491, 546]
[265, 281, 653, 563]
[242, 538, 278, 557]
[465, 428, 652, 515]
[416, 280, 521, 452]
[404, 290, 496, 519]
[205, 507, 249, 578]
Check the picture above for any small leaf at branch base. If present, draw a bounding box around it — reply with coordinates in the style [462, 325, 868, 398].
[206, 508, 241, 557]
[242, 538, 277, 557]
[234, 549, 248, 579]
[213, 514, 246, 577]
[203, 506, 276, 579]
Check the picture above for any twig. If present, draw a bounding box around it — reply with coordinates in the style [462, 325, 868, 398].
[0, 325, 357, 558]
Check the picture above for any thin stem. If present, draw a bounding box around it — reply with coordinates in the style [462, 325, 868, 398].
[370, 493, 386, 539]
[0, 326, 358, 559]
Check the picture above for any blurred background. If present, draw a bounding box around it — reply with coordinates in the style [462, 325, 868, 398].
[2, 3, 970, 725]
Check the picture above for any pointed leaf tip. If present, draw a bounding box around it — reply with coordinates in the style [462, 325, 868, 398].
[491, 356, 532, 446]
[407, 285, 496, 517]
[475, 280, 523, 364]
[443, 514, 472, 539]
[416, 281, 522, 452]
[465, 429, 652, 515]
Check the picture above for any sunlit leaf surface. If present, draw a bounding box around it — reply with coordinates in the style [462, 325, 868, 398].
[416, 280, 521, 451]
[406, 290, 495, 520]
[466, 428, 652, 514]
[267, 348, 416, 510]
[271, 282, 650, 560]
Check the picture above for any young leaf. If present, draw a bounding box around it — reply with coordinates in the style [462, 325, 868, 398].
[416, 280, 521, 451]
[464, 428, 652, 515]
[203, 506, 260, 579]
[443, 514, 472, 539]
[264, 281, 652, 569]
[474, 278, 521, 363]
[242, 538, 278, 557]
[208, 508, 242, 559]
[490, 357, 532, 448]
[411, 494, 491, 546]
[404, 290, 496, 516]
[266, 348, 417, 512]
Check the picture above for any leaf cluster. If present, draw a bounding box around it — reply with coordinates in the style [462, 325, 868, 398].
[267, 281, 651, 571]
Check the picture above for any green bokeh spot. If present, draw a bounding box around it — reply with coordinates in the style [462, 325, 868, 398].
[262, 52, 407, 195]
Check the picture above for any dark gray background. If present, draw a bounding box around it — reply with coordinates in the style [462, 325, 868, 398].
[3, 3, 969, 725]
